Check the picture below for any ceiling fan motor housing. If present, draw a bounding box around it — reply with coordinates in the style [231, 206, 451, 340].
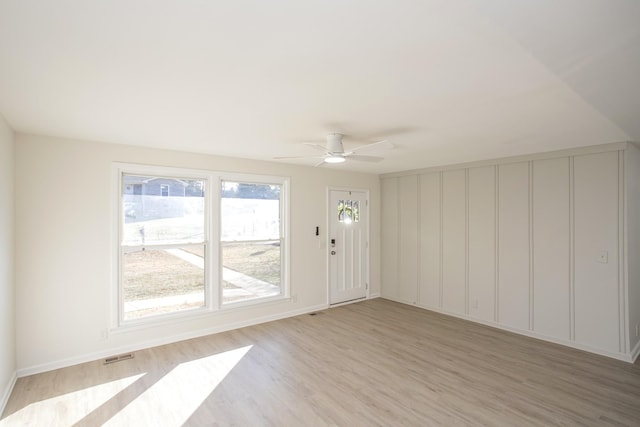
[326, 133, 345, 154]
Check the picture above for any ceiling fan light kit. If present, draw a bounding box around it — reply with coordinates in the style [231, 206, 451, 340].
[324, 155, 346, 164]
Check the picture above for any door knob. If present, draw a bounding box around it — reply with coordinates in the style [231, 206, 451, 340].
[331, 250, 336, 255]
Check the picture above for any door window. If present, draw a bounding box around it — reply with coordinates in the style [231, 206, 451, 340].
[337, 199, 360, 223]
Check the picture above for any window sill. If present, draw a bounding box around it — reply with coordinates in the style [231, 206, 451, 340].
[111, 295, 291, 335]
[220, 294, 290, 311]
[111, 306, 214, 335]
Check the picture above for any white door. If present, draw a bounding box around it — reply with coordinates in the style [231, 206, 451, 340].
[329, 189, 368, 304]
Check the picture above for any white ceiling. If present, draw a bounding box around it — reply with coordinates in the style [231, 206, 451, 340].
[0, 0, 638, 174]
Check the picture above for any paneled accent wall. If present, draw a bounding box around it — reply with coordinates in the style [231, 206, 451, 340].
[442, 170, 466, 314]
[573, 152, 620, 352]
[398, 176, 419, 304]
[626, 143, 640, 356]
[381, 144, 637, 361]
[381, 178, 400, 302]
[467, 166, 495, 322]
[497, 162, 530, 331]
[418, 173, 441, 309]
[532, 158, 570, 341]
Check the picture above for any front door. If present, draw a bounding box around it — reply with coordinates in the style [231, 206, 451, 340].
[329, 189, 368, 304]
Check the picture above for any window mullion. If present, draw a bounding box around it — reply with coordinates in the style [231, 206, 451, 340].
[122, 241, 206, 251]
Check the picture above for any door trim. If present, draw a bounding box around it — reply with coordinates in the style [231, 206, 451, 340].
[326, 186, 371, 306]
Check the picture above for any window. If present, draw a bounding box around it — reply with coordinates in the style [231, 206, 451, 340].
[338, 199, 359, 223]
[115, 164, 289, 327]
[221, 180, 283, 304]
[120, 173, 207, 321]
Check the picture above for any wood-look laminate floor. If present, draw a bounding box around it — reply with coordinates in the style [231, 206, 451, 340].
[3, 299, 640, 426]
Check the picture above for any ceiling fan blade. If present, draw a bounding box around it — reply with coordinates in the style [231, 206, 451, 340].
[303, 143, 330, 152]
[349, 140, 394, 154]
[273, 155, 324, 160]
[345, 154, 385, 163]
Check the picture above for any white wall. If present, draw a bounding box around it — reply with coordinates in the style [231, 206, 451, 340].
[381, 143, 635, 361]
[0, 115, 16, 410]
[14, 134, 380, 373]
[627, 143, 640, 357]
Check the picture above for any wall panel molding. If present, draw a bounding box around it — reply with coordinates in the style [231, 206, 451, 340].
[618, 150, 626, 353]
[439, 171, 443, 308]
[381, 142, 629, 179]
[380, 142, 634, 361]
[570, 156, 576, 341]
[529, 161, 534, 331]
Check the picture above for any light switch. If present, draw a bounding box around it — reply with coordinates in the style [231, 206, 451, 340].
[597, 251, 608, 264]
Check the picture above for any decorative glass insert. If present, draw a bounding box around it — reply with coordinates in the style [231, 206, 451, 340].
[338, 200, 359, 223]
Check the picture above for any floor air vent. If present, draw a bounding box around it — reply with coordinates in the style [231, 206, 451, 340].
[104, 353, 134, 364]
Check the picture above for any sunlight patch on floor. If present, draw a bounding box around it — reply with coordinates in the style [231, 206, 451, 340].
[105, 345, 253, 426]
[1, 373, 145, 426]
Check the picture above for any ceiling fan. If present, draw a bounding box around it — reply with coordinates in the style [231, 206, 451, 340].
[274, 133, 394, 166]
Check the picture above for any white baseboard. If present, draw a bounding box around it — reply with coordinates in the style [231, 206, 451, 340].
[379, 294, 414, 305]
[17, 303, 329, 378]
[1, 371, 17, 416]
[631, 338, 640, 363]
[18, 296, 637, 378]
[381, 297, 635, 363]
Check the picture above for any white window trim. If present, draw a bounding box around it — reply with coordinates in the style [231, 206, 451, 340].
[111, 163, 290, 332]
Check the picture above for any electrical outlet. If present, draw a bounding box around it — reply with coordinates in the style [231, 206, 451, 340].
[100, 329, 109, 340]
[472, 299, 479, 309]
[292, 294, 298, 303]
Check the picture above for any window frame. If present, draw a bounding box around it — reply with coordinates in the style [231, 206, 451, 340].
[111, 163, 290, 331]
